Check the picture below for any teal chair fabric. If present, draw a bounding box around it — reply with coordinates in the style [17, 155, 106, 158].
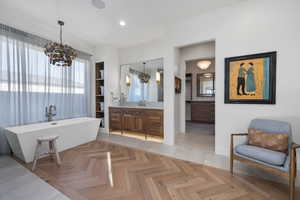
[234, 119, 292, 171]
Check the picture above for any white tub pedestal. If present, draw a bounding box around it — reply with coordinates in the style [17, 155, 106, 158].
[5, 117, 100, 163]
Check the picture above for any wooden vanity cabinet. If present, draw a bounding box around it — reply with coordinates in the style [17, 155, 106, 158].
[122, 109, 144, 133]
[109, 107, 163, 138]
[191, 101, 215, 124]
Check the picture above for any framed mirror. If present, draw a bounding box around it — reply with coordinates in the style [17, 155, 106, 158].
[197, 73, 215, 97]
[120, 58, 164, 103]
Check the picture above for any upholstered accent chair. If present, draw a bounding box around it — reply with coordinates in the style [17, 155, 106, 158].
[230, 119, 299, 200]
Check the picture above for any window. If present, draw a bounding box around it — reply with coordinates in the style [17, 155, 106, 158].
[0, 38, 86, 94]
[0, 34, 91, 126]
[127, 74, 149, 102]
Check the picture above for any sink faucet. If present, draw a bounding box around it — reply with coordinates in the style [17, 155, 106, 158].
[46, 105, 56, 122]
[138, 100, 146, 106]
[120, 93, 127, 105]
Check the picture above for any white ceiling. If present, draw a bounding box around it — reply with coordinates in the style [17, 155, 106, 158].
[0, 0, 246, 49]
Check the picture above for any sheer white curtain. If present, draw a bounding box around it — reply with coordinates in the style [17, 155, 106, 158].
[0, 26, 91, 154]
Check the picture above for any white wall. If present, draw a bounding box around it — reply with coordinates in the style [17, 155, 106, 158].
[167, 0, 300, 159]
[116, 0, 300, 163]
[118, 40, 168, 64]
[179, 42, 215, 62]
[113, 0, 300, 162]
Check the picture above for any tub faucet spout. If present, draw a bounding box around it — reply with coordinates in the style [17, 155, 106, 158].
[46, 105, 56, 122]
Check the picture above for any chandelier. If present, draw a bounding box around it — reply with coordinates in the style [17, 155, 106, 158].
[138, 62, 151, 83]
[138, 72, 151, 83]
[45, 21, 77, 67]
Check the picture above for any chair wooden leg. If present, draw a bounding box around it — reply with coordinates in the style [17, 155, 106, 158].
[230, 135, 234, 174]
[32, 141, 42, 171]
[53, 140, 61, 166]
[289, 147, 296, 200]
[289, 175, 295, 200]
[230, 155, 233, 175]
[294, 150, 297, 178]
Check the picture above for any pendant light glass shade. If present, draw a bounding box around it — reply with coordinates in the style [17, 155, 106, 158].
[197, 60, 211, 70]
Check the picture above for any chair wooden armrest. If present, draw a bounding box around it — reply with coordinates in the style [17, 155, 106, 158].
[230, 133, 249, 174]
[230, 133, 248, 149]
[292, 143, 300, 149]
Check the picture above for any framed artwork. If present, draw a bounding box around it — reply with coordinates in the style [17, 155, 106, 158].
[175, 76, 182, 94]
[225, 52, 276, 104]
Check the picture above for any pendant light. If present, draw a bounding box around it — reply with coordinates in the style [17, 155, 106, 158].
[44, 20, 77, 67]
[197, 60, 212, 70]
[138, 62, 151, 83]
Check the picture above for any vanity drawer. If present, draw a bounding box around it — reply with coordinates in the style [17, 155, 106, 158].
[111, 113, 121, 121]
[110, 108, 123, 114]
[145, 121, 163, 136]
[144, 110, 163, 137]
[109, 108, 122, 130]
[123, 109, 143, 117]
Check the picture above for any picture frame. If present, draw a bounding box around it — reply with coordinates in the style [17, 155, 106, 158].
[224, 51, 276, 104]
[175, 76, 182, 94]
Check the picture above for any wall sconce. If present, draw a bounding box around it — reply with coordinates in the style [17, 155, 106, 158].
[156, 71, 161, 84]
[126, 75, 131, 87]
[197, 60, 211, 70]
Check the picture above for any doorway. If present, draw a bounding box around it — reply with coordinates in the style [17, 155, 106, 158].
[177, 41, 216, 153]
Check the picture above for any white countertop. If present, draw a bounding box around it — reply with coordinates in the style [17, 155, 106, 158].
[110, 105, 163, 110]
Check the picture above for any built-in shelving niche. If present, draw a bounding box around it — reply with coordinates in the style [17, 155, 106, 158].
[95, 62, 105, 128]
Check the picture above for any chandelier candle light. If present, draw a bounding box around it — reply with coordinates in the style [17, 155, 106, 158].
[126, 75, 131, 87]
[156, 71, 161, 84]
[45, 20, 77, 67]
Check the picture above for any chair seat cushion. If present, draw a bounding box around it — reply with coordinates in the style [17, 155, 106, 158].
[235, 144, 287, 166]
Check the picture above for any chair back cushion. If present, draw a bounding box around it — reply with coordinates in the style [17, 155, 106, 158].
[249, 119, 293, 149]
[248, 128, 289, 153]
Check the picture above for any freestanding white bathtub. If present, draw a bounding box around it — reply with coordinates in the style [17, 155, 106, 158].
[5, 117, 100, 163]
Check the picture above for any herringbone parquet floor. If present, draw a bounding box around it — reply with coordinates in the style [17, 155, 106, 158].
[24, 141, 299, 200]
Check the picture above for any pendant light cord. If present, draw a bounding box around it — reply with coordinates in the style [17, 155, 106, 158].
[60, 23, 62, 44]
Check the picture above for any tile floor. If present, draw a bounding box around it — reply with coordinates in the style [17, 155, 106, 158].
[178, 122, 215, 153]
[0, 156, 70, 200]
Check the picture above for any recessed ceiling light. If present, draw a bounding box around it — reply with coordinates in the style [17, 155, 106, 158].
[92, 0, 106, 9]
[119, 20, 126, 27]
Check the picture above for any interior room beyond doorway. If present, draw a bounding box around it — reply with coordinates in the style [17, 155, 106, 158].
[177, 41, 216, 153]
